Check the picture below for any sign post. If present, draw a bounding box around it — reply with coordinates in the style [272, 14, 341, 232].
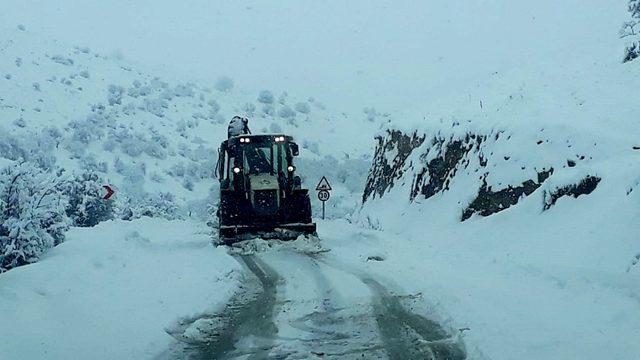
[315, 176, 332, 220]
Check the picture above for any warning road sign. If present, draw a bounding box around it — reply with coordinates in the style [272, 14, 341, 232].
[316, 176, 332, 220]
[316, 176, 332, 191]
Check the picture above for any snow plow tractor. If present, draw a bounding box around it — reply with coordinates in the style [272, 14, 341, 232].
[216, 134, 316, 244]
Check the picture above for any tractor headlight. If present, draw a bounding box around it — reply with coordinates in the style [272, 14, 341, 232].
[287, 165, 295, 172]
[239, 137, 251, 143]
[233, 167, 241, 174]
[275, 136, 285, 142]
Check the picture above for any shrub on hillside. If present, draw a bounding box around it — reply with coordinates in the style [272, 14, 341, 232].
[143, 98, 167, 118]
[621, 0, 640, 62]
[0, 163, 70, 272]
[116, 192, 181, 221]
[214, 76, 234, 92]
[0, 133, 27, 161]
[278, 105, 295, 119]
[294, 102, 311, 114]
[258, 90, 275, 104]
[107, 85, 125, 105]
[63, 171, 114, 227]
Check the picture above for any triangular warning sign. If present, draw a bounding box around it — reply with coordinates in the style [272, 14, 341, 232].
[316, 176, 332, 191]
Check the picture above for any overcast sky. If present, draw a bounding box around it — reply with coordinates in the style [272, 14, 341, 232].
[0, 0, 624, 114]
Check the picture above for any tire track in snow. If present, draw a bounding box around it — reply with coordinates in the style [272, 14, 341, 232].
[159, 255, 280, 359]
[160, 245, 466, 359]
[314, 255, 467, 360]
[264, 250, 386, 358]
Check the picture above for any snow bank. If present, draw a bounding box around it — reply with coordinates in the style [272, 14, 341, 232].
[349, 48, 640, 360]
[0, 218, 241, 360]
[319, 219, 640, 360]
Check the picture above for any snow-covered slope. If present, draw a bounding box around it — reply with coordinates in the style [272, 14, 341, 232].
[0, 218, 241, 359]
[351, 22, 640, 359]
[0, 25, 376, 217]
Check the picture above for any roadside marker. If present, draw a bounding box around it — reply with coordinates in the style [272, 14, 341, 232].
[102, 185, 115, 200]
[316, 177, 332, 219]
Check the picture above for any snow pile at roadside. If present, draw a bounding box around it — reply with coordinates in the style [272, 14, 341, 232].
[226, 235, 328, 256]
[320, 219, 640, 359]
[0, 218, 241, 360]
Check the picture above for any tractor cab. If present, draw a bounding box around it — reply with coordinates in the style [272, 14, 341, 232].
[217, 134, 316, 243]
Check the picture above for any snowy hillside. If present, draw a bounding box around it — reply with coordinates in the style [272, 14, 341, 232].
[0, 25, 376, 218]
[353, 32, 640, 360]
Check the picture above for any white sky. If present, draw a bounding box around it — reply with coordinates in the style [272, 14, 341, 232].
[0, 0, 625, 114]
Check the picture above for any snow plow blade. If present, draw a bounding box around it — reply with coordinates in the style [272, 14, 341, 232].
[219, 223, 317, 244]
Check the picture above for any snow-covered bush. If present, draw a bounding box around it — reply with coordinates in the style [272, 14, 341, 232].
[278, 105, 295, 119]
[113, 157, 126, 174]
[103, 138, 117, 152]
[128, 82, 151, 98]
[115, 192, 181, 221]
[0, 163, 70, 272]
[621, 0, 640, 62]
[262, 105, 275, 116]
[80, 154, 108, 173]
[173, 83, 194, 97]
[40, 126, 63, 149]
[294, 102, 311, 114]
[120, 137, 145, 157]
[168, 162, 186, 177]
[30, 151, 57, 171]
[207, 99, 220, 113]
[363, 107, 378, 122]
[269, 122, 283, 133]
[51, 55, 74, 66]
[258, 90, 275, 104]
[214, 76, 234, 92]
[243, 102, 256, 116]
[144, 142, 167, 159]
[69, 118, 105, 144]
[150, 131, 170, 149]
[107, 85, 125, 105]
[182, 177, 195, 191]
[13, 118, 26, 128]
[278, 92, 288, 105]
[63, 171, 114, 227]
[143, 98, 167, 117]
[150, 172, 165, 183]
[301, 139, 320, 155]
[0, 132, 27, 161]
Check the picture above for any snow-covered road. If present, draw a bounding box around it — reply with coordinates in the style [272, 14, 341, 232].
[161, 245, 465, 359]
[4, 218, 636, 359]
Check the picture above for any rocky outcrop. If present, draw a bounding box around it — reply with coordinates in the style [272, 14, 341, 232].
[363, 128, 602, 222]
[362, 130, 425, 203]
[543, 175, 601, 210]
[461, 168, 554, 221]
[410, 134, 485, 201]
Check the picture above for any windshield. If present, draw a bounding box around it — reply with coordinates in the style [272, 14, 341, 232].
[242, 142, 286, 175]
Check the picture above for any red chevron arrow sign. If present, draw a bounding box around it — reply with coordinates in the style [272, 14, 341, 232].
[102, 185, 115, 200]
